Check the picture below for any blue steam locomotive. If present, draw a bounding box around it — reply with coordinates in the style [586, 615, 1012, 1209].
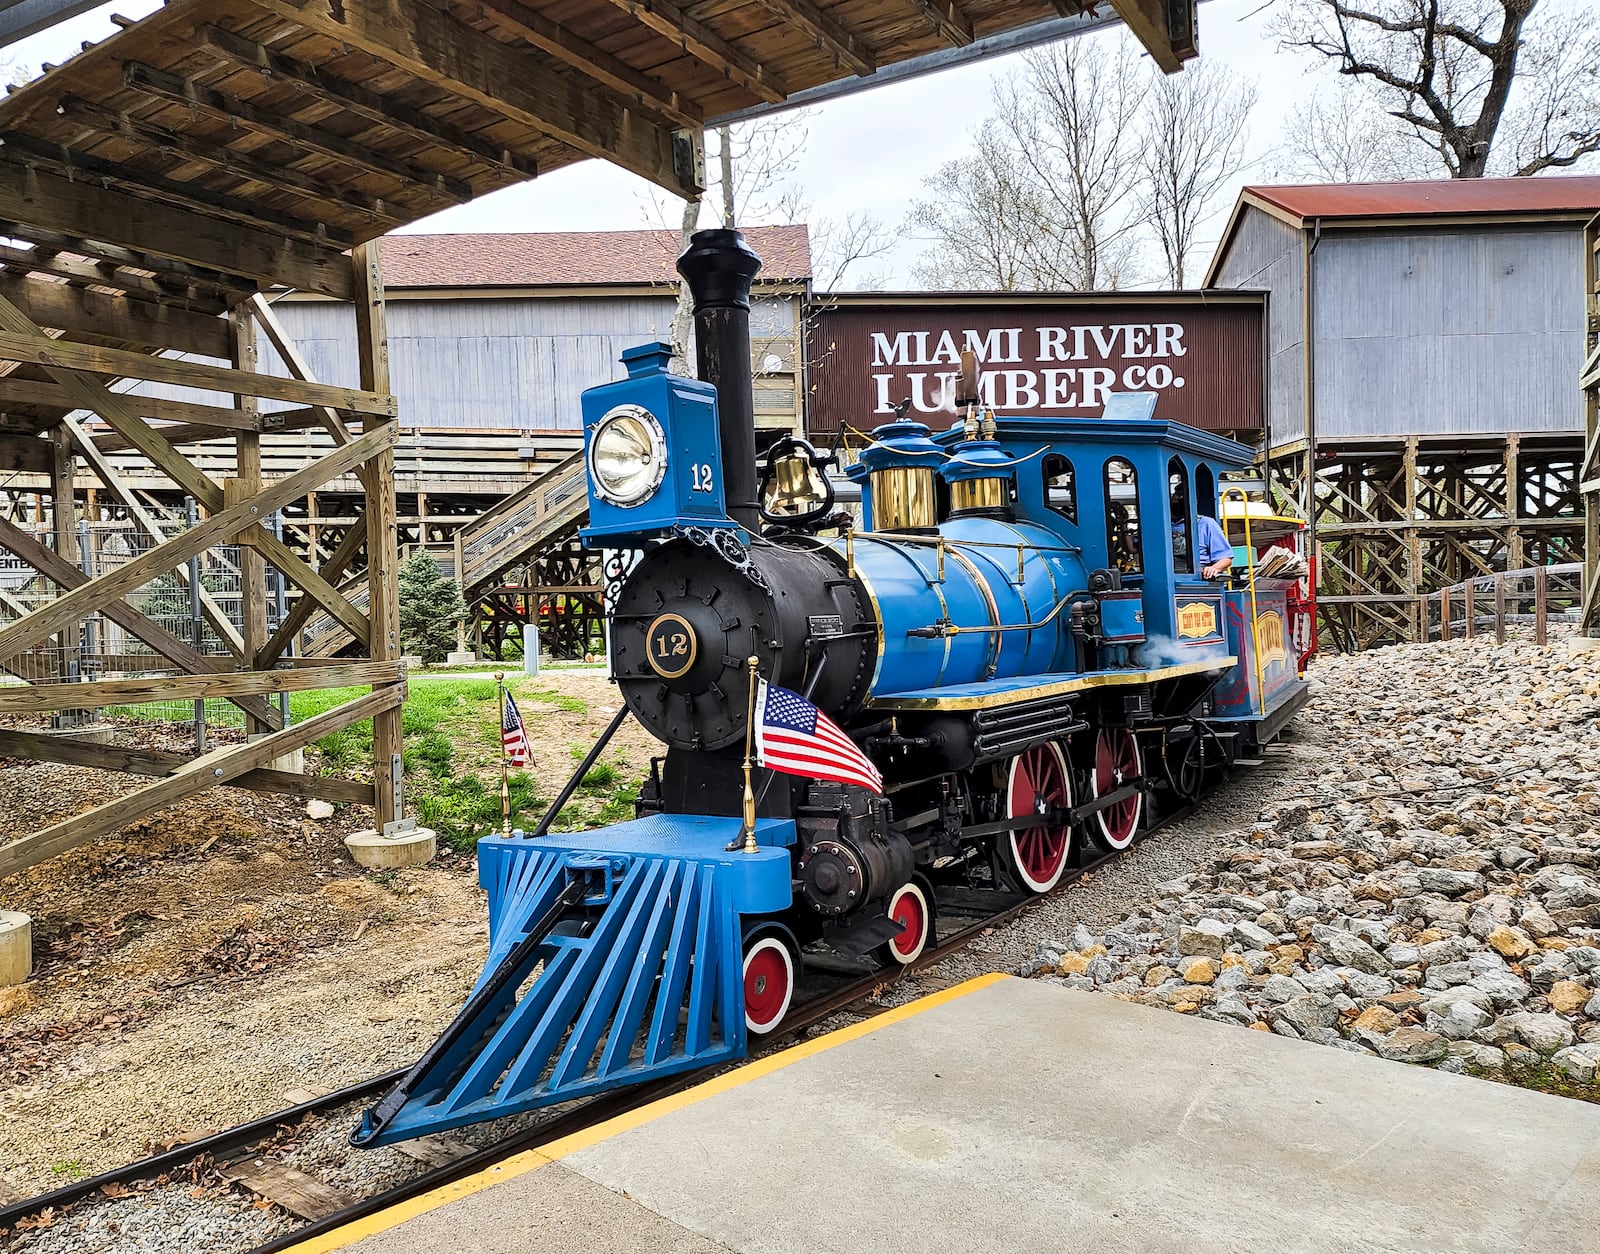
[352, 231, 1309, 1147]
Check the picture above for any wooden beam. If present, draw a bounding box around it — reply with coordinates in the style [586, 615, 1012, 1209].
[0, 129, 357, 252]
[0, 270, 231, 358]
[255, 516, 367, 668]
[0, 729, 371, 803]
[232, 306, 269, 736]
[0, 684, 402, 875]
[54, 408, 248, 658]
[0, 241, 233, 310]
[196, 24, 541, 182]
[0, 160, 354, 301]
[1107, 0, 1192, 73]
[0, 221, 258, 299]
[0, 423, 392, 662]
[248, 294, 353, 446]
[248, 0, 700, 196]
[0, 329, 397, 416]
[0, 432, 51, 475]
[253, 524, 371, 648]
[0, 660, 401, 714]
[0, 512, 282, 728]
[595, 0, 786, 104]
[915, 0, 974, 47]
[90, 412, 321, 453]
[749, 0, 875, 75]
[352, 239, 403, 828]
[470, 0, 704, 129]
[121, 62, 475, 205]
[55, 95, 402, 226]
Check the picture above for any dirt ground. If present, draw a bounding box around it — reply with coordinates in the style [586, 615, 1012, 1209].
[0, 670, 657, 1196]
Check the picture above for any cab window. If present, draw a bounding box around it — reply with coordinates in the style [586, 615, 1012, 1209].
[1104, 457, 1142, 575]
[1169, 456, 1194, 575]
[1043, 454, 1076, 524]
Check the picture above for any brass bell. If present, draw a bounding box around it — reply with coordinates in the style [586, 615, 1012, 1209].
[763, 446, 825, 517]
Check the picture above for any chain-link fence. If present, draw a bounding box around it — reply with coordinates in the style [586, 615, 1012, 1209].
[0, 501, 293, 747]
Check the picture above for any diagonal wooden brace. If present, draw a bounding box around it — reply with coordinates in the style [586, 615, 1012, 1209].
[0, 513, 283, 730]
[0, 425, 391, 665]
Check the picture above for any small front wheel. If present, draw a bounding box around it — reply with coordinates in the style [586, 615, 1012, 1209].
[875, 881, 934, 968]
[742, 934, 794, 1036]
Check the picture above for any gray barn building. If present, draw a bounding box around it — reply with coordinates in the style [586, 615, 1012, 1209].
[1206, 177, 1600, 648]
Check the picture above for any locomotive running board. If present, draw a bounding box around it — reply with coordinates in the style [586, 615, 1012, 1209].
[351, 815, 794, 1147]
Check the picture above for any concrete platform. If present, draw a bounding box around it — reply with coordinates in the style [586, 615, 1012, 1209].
[298, 976, 1600, 1254]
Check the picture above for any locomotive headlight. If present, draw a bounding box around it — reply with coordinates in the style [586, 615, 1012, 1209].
[589, 404, 667, 507]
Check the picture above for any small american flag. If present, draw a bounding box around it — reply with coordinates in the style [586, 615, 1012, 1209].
[755, 679, 882, 794]
[501, 691, 530, 767]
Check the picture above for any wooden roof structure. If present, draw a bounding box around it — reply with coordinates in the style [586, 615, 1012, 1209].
[0, 0, 1198, 873]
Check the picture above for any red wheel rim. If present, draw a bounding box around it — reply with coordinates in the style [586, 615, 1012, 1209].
[743, 939, 791, 1033]
[1093, 729, 1143, 849]
[888, 884, 928, 962]
[1006, 743, 1071, 892]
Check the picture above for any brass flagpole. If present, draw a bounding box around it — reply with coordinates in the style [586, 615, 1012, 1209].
[496, 671, 511, 837]
[741, 655, 759, 854]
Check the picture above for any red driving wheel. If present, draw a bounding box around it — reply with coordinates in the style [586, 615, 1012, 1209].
[1004, 742, 1073, 893]
[1091, 727, 1144, 851]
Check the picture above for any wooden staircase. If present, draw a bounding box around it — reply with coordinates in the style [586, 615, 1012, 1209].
[300, 450, 589, 658]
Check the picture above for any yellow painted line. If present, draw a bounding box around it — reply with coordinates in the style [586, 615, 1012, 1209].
[283, 972, 1011, 1253]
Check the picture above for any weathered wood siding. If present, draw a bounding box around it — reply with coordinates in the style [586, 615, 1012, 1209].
[1312, 224, 1587, 438]
[1210, 208, 1305, 449]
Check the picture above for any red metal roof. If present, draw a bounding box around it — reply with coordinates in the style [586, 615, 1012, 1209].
[380, 225, 812, 288]
[1244, 176, 1600, 223]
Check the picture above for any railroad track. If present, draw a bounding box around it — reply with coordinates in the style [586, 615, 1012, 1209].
[0, 774, 1284, 1253]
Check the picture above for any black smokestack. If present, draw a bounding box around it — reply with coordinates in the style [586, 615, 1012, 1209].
[678, 228, 762, 530]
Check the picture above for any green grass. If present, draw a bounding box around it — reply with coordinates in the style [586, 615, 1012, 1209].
[286, 679, 619, 853]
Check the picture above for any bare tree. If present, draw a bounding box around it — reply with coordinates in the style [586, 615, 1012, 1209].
[1272, 0, 1600, 178]
[1273, 86, 1443, 181]
[1136, 60, 1257, 287]
[906, 35, 1152, 291]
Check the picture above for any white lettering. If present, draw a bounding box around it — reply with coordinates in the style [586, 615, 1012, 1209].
[930, 330, 961, 365]
[1042, 368, 1077, 407]
[1081, 367, 1115, 408]
[1001, 370, 1039, 410]
[1002, 329, 1021, 363]
[873, 373, 895, 414]
[963, 328, 1006, 363]
[1122, 325, 1150, 358]
[1037, 326, 1069, 362]
[1153, 323, 1186, 357]
[1087, 325, 1120, 358]
[871, 332, 915, 367]
[1147, 363, 1174, 389]
[1121, 364, 1147, 389]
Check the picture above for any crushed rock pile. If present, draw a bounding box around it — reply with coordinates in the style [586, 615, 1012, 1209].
[1028, 635, 1600, 1083]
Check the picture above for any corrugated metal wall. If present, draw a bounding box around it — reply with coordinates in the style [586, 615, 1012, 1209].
[1313, 225, 1587, 437]
[1211, 208, 1305, 449]
[123, 291, 802, 432]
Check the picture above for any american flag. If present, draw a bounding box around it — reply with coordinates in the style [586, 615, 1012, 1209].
[501, 691, 530, 767]
[754, 680, 882, 794]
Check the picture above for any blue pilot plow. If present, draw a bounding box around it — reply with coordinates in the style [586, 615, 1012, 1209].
[351, 815, 795, 1146]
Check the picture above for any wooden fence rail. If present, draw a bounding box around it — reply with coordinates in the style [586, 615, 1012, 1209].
[1429, 563, 1583, 646]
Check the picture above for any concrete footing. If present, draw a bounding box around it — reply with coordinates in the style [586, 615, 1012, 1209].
[0, 911, 32, 986]
[1567, 635, 1600, 657]
[346, 824, 438, 869]
[446, 651, 477, 665]
[247, 732, 305, 775]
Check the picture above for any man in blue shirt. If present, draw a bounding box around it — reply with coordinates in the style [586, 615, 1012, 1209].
[1195, 514, 1233, 579]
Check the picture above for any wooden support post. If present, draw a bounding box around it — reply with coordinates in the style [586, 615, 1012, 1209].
[1535, 565, 1548, 645]
[1505, 433, 1524, 574]
[1441, 587, 1451, 642]
[47, 426, 79, 678]
[353, 241, 403, 829]
[231, 305, 269, 734]
[1495, 574, 1506, 645]
[1465, 581, 1476, 639]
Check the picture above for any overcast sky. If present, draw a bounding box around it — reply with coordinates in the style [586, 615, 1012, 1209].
[8, 0, 1321, 286]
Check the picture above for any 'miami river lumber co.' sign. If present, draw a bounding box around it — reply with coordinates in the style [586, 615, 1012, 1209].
[805, 293, 1264, 436]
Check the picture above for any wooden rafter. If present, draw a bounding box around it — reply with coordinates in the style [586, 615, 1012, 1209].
[0, 270, 231, 358]
[0, 221, 261, 297]
[195, 24, 541, 183]
[594, 0, 787, 106]
[249, 0, 699, 197]
[0, 683, 404, 876]
[751, 0, 875, 75]
[470, 0, 703, 129]
[55, 95, 404, 227]
[914, 0, 974, 47]
[120, 62, 476, 206]
[0, 241, 234, 311]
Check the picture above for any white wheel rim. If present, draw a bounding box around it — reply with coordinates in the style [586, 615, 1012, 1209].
[742, 937, 794, 1035]
[1091, 730, 1143, 851]
[1006, 742, 1072, 892]
[884, 883, 931, 965]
